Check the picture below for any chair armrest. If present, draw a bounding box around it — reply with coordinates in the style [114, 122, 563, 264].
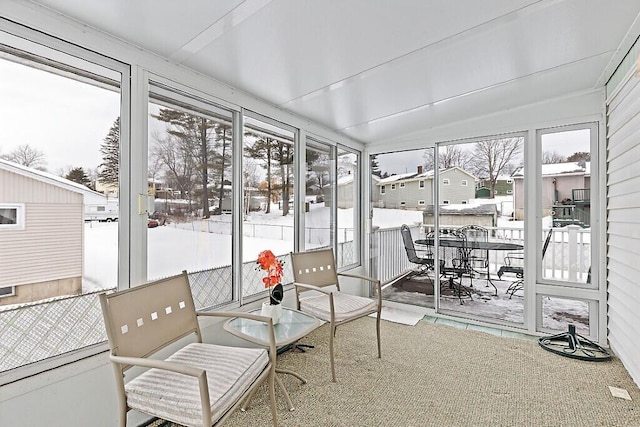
[337, 273, 382, 309]
[111, 355, 206, 378]
[292, 282, 334, 295]
[337, 272, 381, 287]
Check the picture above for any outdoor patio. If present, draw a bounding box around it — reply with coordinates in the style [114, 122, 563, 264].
[382, 268, 590, 335]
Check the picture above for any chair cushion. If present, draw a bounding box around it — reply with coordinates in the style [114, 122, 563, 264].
[125, 342, 268, 427]
[300, 291, 377, 323]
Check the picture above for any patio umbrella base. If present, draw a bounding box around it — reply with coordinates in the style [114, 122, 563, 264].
[538, 324, 611, 362]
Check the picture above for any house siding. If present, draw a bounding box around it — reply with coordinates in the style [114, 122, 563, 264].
[606, 67, 640, 387]
[439, 168, 475, 204]
[0, 170, 83, 292]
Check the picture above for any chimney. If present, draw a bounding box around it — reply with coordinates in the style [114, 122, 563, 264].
[417, 165, 423, 174]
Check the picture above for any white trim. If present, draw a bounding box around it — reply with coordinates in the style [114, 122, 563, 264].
[0, 203, 25, 230]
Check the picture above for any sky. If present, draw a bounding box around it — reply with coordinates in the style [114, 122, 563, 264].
[376, 129, 590, 176]
[0, 60, 120, 175]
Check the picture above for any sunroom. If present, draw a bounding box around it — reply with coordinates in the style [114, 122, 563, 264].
[1, 1, 640, 426]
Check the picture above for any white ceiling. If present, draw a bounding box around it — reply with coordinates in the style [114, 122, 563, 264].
[28, 0, 640, 145]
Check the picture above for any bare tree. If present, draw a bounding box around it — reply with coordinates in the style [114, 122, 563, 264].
[1, 144, 47, 170]
[542, 150, 566, 164]
[423, 145, 472, 171]
[471, 137, 523, 197]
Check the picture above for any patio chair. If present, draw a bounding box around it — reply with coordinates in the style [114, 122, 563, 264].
[400, 224, 438, 281]
[99, 272, 278, 427]
[497, 229, 553, 298]
[458, 224, 496, 295]
[426, 229, 473, 304]
[290, 248, 382, 382]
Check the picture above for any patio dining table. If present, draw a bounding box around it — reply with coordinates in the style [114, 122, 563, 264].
[414, 238, 524, 295]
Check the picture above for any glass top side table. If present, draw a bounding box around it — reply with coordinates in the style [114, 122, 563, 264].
[224, 307, 322, 411]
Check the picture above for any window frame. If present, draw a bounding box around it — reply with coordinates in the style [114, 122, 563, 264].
[0, 203, 25, 230]
[442, 178, 450, 185]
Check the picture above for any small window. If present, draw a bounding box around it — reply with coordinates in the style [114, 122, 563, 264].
[506, 189, 513, 194]
[399, 182, 405, 188]
[0, 204, 25, 230]
[442, 200, 450, 205]
[461, 200, 468, 204]
[391, 184, 396, 190]
[400, 201, 406, 207]
[0, 286, 15, 298]
[418, 200, 426, 205]
[380, 185, 386, 194]
[461, 180, 468, 186]
[419, 180, 425, 189]
[97, 206, 106, 212]
[442, 179, 450, 185]
[507, 179, 513, 184]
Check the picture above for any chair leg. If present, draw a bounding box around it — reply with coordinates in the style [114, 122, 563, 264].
[376, 311, 382, 358]
[268, 368, 278, 427]
[330, 323, 337, 382]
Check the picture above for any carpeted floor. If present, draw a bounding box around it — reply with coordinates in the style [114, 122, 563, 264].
[146, 317, 640, 427]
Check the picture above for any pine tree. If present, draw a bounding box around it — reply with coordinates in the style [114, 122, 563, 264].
[66, 167, 93, 189]
[99, 117, 120, 186]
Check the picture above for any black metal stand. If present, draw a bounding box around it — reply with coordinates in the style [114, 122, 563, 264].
[538, 324, 611, 362]
[277, 342, 315, 355]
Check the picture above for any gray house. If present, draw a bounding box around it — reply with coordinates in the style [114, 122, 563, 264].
[376, 166, 477, 209]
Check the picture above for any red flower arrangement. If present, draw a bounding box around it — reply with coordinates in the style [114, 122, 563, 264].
[257, 250, 284, 305]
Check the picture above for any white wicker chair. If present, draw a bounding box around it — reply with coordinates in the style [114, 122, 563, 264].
[99, 272, 278, 427]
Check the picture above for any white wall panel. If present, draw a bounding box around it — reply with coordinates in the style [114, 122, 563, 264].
[606, 68, 640, 388]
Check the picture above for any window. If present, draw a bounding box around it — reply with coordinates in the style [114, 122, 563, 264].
[442, 179, 450, 185]
[507, 189, 513, 194]
[243, 113, 296, 301]
[507, 179, 513, 184]
[380, 185, 386, 194]
[418, 200, 425, 205]
[0, 204, 25, 230]
[461, 180, 468, 186]
[400, 201, 406, 207]
[419, 180, 425, 189]
[0, 30, 124, 379]
[399, 182, 405, 188]
[0, 286, 15, 297]
[442, 200, 450, 205]
[148, 85, 235, 309]
[461, 200, 468, 204]
[391, 184, 396, 190]
[337, 147, 360, 268]
[306, 138, 334, 253]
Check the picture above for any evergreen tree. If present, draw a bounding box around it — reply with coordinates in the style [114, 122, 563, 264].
[66, 167, 93, 189]
[98, 117, 120, 186]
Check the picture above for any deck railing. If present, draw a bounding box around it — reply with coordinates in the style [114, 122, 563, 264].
[372, 224, 590, 285]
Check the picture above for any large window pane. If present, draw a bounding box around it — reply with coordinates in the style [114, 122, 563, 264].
[0, 38, 121, 372]
[337, 147, 359, 267]
[539, 128, 592, 284]
[242, 115, 295, 299]
[305, 138, 334, 252]
[147, 89, 234, 307]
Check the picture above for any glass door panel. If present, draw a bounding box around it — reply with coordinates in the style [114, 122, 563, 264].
[435, 138, 525, 325]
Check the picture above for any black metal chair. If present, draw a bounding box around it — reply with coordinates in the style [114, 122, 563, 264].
[458, 224, 495, 295]
[400, 224, 437, 280]
[497, 228, 553, 298]
[426, 228, 473, 304]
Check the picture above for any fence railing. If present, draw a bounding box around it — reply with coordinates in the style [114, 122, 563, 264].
[372, 224, 590, 285]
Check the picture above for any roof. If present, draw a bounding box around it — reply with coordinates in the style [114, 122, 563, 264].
[0, 158, 106, 203]
[377, 166, 476, 186]
[423, 204, 497, 216]
[512, 161, 590, 178]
